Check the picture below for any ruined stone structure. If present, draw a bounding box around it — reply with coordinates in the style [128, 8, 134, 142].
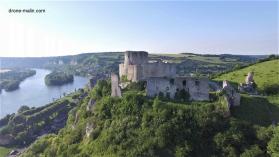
[111, 51, 210, 101]
[119, 51, 176, 82]
[223, 80, 241, 107]
[111, 73, 122, 97]
[239, 72, 257, 94]
[245, 72, 254, 85]
[147, 77, 209, 101]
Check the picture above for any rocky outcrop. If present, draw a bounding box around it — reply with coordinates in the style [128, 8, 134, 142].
[85, 123, 94, 138]
[87, 98, 95, 111]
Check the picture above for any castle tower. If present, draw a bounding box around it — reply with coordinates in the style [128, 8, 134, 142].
[119, 51, 148, 82]
[124, 51, 148, 65]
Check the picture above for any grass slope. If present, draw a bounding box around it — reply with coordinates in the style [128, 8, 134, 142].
[215, 59, 279, 91]
[0, 146, 11, 157]
[231, 95, 279, 126]
[215, 59, 279, 126]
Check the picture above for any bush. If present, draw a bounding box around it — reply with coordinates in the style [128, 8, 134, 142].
[18, 105, 30, 113]
[174, 89, 190, 102]
[263, 84, 279, 95]
[126, 81, 146, 91]
[240, 145, 264, 157]
[90, 80, 111, 99]
[120, 75, 129, 82]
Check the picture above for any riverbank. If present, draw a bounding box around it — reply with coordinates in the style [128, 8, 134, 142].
[0, 88, 88, 148]
[0, 69, 88, 118]
[0, 69, 36, 92]
[45, 71, 74, 86]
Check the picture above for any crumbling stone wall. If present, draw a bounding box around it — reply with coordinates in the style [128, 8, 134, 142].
[116, 51, 210, 101]
[143, 62, 176, 79]
[119, 51, 176, 82]
[111, 73, 121, 97]
[146, 77, 209, 101]
[223, 80, 241, 107]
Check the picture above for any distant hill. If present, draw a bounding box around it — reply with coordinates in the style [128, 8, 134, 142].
[0, 52, 267, 76]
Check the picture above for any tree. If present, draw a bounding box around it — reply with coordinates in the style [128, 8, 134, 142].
[268, 126, 279, 156]
[240, 145, 264, 157]
[18, 105, 30, 113]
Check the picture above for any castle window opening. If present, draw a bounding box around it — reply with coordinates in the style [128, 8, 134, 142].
[195, 80, 200, 86]
[170, 78, 174, 85]
[166, 92, 170, 99]
[183, 80, 186, 86]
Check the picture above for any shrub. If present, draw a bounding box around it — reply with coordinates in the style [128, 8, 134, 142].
[120, 75, 129, 82]
[18, 105, 30, 113]
[174, 89, 190, 102]
[126, 81, 146, 91]
[90, 80, 111, 99]
[263, 84, 279, 95]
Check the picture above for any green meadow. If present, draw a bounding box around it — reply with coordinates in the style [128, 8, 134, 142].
[215, 59, 279, 91]
[0, 146, 11, 157]
[215, 59, 279, 126]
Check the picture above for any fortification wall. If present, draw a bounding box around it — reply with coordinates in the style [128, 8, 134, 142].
[111, 73, 121, 97]
[120, 51, 177, 82]
[124, 51, 148, 65]
[143, 62, 176, 78]
[119, 64, 143, 82]
[146, 77, 177, 98]
[146, 77, 209, 101]
[186, 78, 209, 101]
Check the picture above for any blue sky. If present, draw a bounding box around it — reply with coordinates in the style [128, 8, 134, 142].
[0, 1, 277, 57]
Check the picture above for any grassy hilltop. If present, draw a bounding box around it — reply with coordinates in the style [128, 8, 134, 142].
[215, 58, 279, 126]
[214, 59, 279, 91]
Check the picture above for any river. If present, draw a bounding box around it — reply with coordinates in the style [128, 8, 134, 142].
[0, 69, 88, 118]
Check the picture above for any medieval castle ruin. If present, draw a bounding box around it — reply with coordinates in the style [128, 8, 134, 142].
[109, 51, 268, 117]
[112, 51, 209, 101]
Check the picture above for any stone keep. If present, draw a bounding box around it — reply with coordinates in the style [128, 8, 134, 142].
[119, 51, 176, 82]
[111, 73, 121, 97]
[146, 77, 209, 101]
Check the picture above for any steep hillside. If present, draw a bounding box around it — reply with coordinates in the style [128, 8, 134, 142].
[214, 59, 279, 91]
[21, 80, 279, 157]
